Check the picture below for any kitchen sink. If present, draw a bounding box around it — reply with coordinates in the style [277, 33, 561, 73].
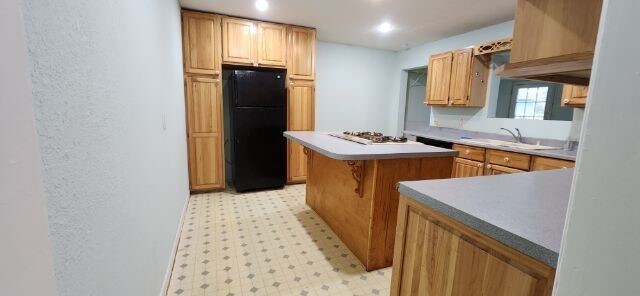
[460, 138, 561, 150]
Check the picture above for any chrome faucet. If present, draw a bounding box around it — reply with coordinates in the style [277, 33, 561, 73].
[500, 128, 524, 143]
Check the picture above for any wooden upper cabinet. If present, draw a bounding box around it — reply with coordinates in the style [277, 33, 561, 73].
[182, 12, 221, 75]
[425, 52, 453, 105]
[222, 17, 256, 65]
[562, 84, 589, 107]
[185, 76, 224, 190]
[449, 48, 473, 105]
[257, 23, 287, 67]
[288, 27, 316, 80]
[498, 0, 603, 85]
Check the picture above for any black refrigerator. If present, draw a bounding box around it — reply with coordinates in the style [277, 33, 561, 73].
[228, 69, 287, 192]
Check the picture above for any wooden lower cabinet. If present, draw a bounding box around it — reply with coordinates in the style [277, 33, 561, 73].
[451, 157, 484, 178]
[185, 76, 224, 191]
[391, 196, 555, 296]
[287, 142, 307, 183]
[486, 164, 526, 175]
[188, 135, 224, 189]
[531, 156, 575, 171]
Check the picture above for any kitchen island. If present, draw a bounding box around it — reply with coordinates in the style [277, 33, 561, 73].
[284, 131, 456, 271]
[391, 169, 572, 296]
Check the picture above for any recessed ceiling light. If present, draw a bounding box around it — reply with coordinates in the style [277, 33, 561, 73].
[255, 0, 269, 11]
[377, 22, 393, 33]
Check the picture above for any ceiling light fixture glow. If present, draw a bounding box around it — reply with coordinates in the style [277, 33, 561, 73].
[255, 0, 269, 11]
[377, 22, 393, 33]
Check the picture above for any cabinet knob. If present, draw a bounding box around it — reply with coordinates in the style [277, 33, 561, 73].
[486, 164, 492, 169]
[477, 163, 483, 168]
[504, 157, 510, 162]
[465, 149, 470, 155]
[563, 99, 570, 103]
[290, 82, 294, 86]
[213, 70, 220, 74]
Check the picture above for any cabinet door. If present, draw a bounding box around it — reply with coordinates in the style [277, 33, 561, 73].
[425, 52, 453, 105]
[287, 80, 315, 182]
[451, 157, 484, 178]
[531, 156, 575, 171]
[561, 84, 588, 107]
[288, 27, 316, 80]
[257, 22, 287, 67]
[288, 142, 308, 183]
[182, 12, 221, 75]
[185, 76, 225, 190]
[391, 197, 555, 296]
[222, 17, 256, 65]
[449, 48, 473, 105]
[486, 164, 525, 175]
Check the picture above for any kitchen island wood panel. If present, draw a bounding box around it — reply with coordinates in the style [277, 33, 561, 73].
[391, 195, 555, 296]
[304, 150, 453, 271]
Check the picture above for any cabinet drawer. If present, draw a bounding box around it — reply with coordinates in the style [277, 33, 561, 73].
[531, 156, 575, 171]
[487, 149, 531, 170]
[452, 144, 485, 162]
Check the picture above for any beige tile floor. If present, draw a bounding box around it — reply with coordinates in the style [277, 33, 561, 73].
[167, 185, 392, 296]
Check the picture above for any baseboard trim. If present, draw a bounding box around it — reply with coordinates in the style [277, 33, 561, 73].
[159, 192, 190, 296]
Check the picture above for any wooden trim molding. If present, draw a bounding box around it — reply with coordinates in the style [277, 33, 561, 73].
[474, 37, 513, 55]
[345, 160, 364, 197]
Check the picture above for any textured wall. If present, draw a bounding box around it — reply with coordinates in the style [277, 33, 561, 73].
[0, 0, 57, 294]
[554, 1, 640, 295]
[316, 42, 397, 134]
[21, 0, 189, 295]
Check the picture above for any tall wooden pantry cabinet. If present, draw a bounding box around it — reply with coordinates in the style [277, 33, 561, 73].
[181, 10, 316, 191]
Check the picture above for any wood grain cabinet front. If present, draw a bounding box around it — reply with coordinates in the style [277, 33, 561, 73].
[182, 12, 221, 75]
[222, 17, 256, 65]
[257, 22, 287, 67]
[287, 80, 315, 183]
[562, 84, 589, 108]
[288, 26, 316, 80]
[425, 51, 453, 105]
[426, 49, 488, 107]
[185, 76, 225, 190]
[451, 157, 485, 178]
[391, 196, 556, 296]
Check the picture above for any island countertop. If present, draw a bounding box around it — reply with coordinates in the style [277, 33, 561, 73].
[284, 131, 457, 160]
[397, 169, 573, 267]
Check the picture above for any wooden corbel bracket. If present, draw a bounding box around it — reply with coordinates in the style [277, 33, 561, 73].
[345, 160, 364, 197]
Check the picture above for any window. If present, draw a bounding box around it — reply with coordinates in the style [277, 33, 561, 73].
[512, 85, 549, 120]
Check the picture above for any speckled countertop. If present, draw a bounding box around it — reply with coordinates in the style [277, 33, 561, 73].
[398, 169, 573, 267]
[284, 131, 457, 160]
[404, 127, 578, 161]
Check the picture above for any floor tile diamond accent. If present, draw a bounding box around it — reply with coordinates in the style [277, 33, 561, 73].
[166, 185, 392, 295]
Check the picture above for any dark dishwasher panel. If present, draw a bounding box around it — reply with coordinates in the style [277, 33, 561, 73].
[416, 137, 453, 149]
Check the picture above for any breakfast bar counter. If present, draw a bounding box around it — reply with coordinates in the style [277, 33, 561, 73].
[284, 131, 456, 271]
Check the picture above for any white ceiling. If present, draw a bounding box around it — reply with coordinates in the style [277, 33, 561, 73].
[179, 0, 515, 51]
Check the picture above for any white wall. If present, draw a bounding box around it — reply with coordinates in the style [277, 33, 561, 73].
[0, 0, 57, 294]
[554, 1, 640, 295]
[388, 20, 583, 140]
[316, 42, 397, 134]
[21, 0, 189, 294]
